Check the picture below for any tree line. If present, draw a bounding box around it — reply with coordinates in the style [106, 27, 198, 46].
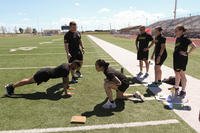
[0, 26, 37, 34]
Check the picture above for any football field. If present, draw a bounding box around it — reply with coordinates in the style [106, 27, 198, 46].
[0, 34, 196, 133]
[94, 34, 200, 79]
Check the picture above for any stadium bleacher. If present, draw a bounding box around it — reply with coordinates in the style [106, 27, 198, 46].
[149, 15, 200, 38]
[118, 15, 200, 39]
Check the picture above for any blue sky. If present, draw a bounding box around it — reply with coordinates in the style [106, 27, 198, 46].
[0, 0, 199, 31]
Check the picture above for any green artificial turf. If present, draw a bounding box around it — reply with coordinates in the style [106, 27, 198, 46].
[0, 34, 196, 133]
[94, 34, 200, 79]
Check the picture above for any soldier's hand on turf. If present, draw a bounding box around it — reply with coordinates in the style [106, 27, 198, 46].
[64, 91, 73, 97]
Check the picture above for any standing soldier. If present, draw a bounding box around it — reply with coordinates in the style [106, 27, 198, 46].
[135, 26, 154, 78]
[169, 26, 196, 97]
[149, 27, 167, 87]
[64, 21, 85, 83]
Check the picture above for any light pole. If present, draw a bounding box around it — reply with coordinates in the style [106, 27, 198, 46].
[146, 17, 148, 26]
[174, 0, 177, 19]
[109, 23, 112, 32]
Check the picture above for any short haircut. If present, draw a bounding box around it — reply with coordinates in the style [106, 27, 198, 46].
[72, 60, 81, 68]
[95, 59, 109, 68]
[69, 21, 77, 26]
[140, 26, 145, 29]
[176, 26, 187, 32]
[155, 26, 163, 32]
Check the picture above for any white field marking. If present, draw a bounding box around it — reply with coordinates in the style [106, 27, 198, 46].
[100, 57, 112, 60]
[86, 51, 105, 53]
[0, 52, 104, 56]
[144, 97, 155, 101]
[85, 51, 98, 54]
[105, 59, 116, 62]
[0, 64, 120, 70]
[39, 42, 53, 44]
[97, 55, 110, 58]
[106, 60, 116, 63]
[39, 46, 64, 48]
[128, 97, 155, 101]
[129, 84, 141, 87]
[51, 38, 63, 42]
[88, 35, 200, 132]
[0, 119, 179, 133]
[85, 46, 99, 49]
[0, 52, 102, 56]
[10, 47, 37, 52]
[0, 53, 65, 56]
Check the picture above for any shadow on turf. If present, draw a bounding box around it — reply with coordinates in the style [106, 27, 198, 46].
[81, 98, 125, 118]
[4, 83, 71, 100]
[163, 105, 192, 111]
[128, 77, 148, 85]
[143, 89, 155, 97]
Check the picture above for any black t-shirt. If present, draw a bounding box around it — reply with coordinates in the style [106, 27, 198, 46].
[50, 63, 70, 78]
[136, 33, 153, 51]
[155, 35, 167, 57]
[64, 31, 81, 54]
[104, 67, 127, 82]
[174, 35, 192, 54]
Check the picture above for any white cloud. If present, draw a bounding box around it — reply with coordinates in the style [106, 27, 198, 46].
[129, 6, 136, 10]
[74, 2, 80, 6]
[22, 18, 31, 22]
[112, 10, 164, 27]
[98, 8, 110, 13]
[49, 9, 165, 31]
[0, 22, 5, 25]
[3, 9, 165, 32]
[17, 12, 27, 16]
[176, 8, 190, 14]
[40, 9, 164, 30]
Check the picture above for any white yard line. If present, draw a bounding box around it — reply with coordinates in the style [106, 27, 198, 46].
[0, 52, 99, 56]
[51, 38, 63, 42]
[128, 97, 155, 101]
[129, 84, 142, 87]
[86, 51, 104, 54]
[97, 55, 111, 58]
[0, 53, 65, 56]
[0, 119, 179, 133]
[144, 97, 155, 101]
[0, 64, 120, 70]
[105, 60, 116, 63]
[100, 57, 112, 60]
[39, 42, 53, 44]
[88, 35, 200, 133]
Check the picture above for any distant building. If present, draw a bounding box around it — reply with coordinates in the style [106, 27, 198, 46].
[43, 29, 61, 36]
[110, 29, 118, 34]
